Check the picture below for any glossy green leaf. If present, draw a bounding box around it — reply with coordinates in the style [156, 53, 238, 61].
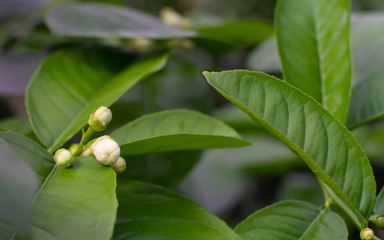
[121, 150, 201, 187]
[235, 200, 348, 240]
[114, 180, 242, 240]
[26, 49, 168, 153]
[204, 70, 375, 228]
[196, 20, 273, 46]
[111, 109, 250, 156]
[0, 139, 38, 239]
[276, 0, 352, 123]
[0, 117, 33, 136]
[46, 3, 195, 39]
[249, 13, 384, 128]
[19, 156, 117, 240]
[0, 131, 54, 183]
[0, 132, 118, 239]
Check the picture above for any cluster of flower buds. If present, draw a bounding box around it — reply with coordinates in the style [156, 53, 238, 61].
[90, 135, 126, 173]
[53, 106, 126, 174]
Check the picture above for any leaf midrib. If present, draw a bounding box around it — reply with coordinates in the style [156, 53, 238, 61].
[208, 79, 367, 229]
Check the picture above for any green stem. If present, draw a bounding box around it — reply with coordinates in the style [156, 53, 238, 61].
[80, 127, 94, 146]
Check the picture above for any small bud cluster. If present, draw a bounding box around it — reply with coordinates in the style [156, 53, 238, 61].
[90, 135, 126, 173]
[52, 106, 126, 173]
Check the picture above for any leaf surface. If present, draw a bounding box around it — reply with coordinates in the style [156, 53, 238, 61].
[114, 180, 242, 240]
[26, 49, 168, 153]
[111, 109, 250, 156]
[204, 70, 376, 228]
[196, 20, 273, 46]
[235, 200, 348, 240]
[0, 139, 38, 239]
[46, 3, 195, 39]
[276, 0, 352, 123]
[0, 132, 117, 239]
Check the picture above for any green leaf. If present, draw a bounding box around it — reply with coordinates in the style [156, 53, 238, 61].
[0, 132, 117, 239]
[0, 131, 54, 183]
[110, 109, 250, 156]
[204, 70, 376, 229]
[0, 139, 39, 239]
[276, 0, 352, 123]
[45, 3, 195, 39]
[121, 150, 201, 187]
[235, 200, 348, 240]
[196, 20, 273, 46]
[347, 68, 384, 128]
[26, 49, 168, 153]
[248, 14, 384, 128]
[114, 180, 242, 240]
[0, 117, 33, 136]
[374, 187, 384, 215]
[19, 156, 117, 240]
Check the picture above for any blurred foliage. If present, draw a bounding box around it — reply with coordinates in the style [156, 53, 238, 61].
[2, 1, 384, 239]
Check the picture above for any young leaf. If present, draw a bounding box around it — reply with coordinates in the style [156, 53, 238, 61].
[0, 132, 118, 239]
[276, 0, 352, 123]
[110, 109, 250, 156]
[26, 49, 168, 153]
[0, 139, 38, 239]
[204, 70, 376, 229]
[196, 20, 273, 46]
[114, 180, 242, 240]
[235, 200, 348, 240]
[46, 3, 195, 39]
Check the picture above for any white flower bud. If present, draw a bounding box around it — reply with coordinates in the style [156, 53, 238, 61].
[54, 148, 74, 168]
[91, 136, 120, 165]
[111, 157, 126, 173]
[88, 106, 112, 132]
[159, 7, 190, 29]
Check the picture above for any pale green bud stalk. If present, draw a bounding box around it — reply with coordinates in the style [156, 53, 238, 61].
[88, 106, 112, 132]
[91, 136, 120, 165]
[111, 157, 126, 173]
[54, 148, 74, 168]
[360, 228, 374, 240]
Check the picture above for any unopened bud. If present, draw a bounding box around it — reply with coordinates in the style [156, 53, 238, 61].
[111, 157, 126, 173]
[88, 106, 112, 132]
[54, 148, 74, 168]
[160, 7, 190, 29]
[91, 136, 120, 165]
[81, 148, 92, 156]
[360, 228, 374, 240]
[69, 143, 82, 156]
